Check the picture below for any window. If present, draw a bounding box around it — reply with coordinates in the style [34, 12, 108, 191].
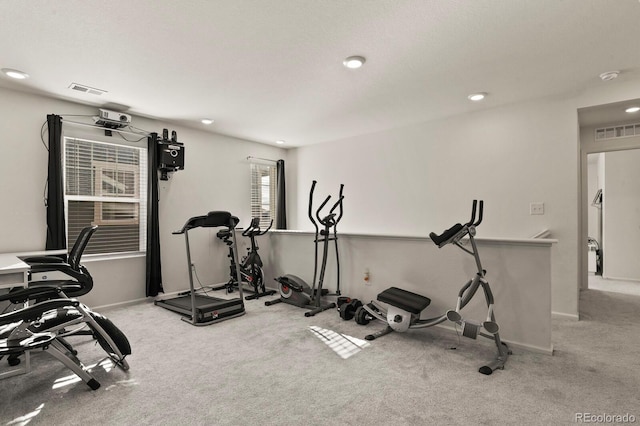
[250, 162, 276, 228]
[64, 137, 147, 255]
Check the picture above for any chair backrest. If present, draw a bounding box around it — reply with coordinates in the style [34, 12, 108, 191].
[68, 226, 98, 270]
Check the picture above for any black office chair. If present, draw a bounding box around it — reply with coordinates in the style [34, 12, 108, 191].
[22, 225, 98, 298]
[0, 297, 102, 390]
[1, 225, 131, 371]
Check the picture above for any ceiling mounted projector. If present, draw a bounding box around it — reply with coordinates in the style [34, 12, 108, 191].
[93, 108, 131, 129]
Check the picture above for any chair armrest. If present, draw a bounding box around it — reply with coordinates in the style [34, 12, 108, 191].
[21, 255, 67, 265]
[0, 298, 80, 325]
[0, 285, 69, 304]
[29, 262, 86, 281]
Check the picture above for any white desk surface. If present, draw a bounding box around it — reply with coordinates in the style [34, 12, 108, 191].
[0, 249, 67, 272]
[0, 253, 29, 273]
[13, 249, 67, 258]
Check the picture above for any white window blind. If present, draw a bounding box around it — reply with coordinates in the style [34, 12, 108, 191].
[64, 137, 148, 254]
[250, 162, 276, 228]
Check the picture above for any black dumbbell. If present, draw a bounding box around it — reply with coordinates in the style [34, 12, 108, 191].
[354, 305, 373, 325]
[337, 297, 363, 321]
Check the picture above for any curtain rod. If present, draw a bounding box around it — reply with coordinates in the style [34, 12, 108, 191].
[247, 156, 278, 163]
[61, 118, 151, 138]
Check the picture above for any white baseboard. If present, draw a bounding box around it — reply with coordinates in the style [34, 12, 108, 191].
[92, 297, 150, 312]
[435, 323, 554, 355]
[552, 311, 579, 321]
[504, 340, 554, 356]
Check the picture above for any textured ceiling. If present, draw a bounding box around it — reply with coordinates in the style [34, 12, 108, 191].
[1, 0, 640, 147]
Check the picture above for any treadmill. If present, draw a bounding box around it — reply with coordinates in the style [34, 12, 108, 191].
[155, 211, 245, 326]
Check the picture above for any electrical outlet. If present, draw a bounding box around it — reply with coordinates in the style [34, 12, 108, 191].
[364, 268, 371, 285]
[530, 202, 545, 215]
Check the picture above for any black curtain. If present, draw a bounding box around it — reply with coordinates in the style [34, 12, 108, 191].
[275, 159, 287, 229]
[45, 114, 67, 250]
[146, 133, 164, 296]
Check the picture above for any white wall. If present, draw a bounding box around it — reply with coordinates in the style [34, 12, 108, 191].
[602, 150, 640, 280]
[287, 76, 640, 318]
[288, 96, 578, 316]
[0, 86, 286, 307]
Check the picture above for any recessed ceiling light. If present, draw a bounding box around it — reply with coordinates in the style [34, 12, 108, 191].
[343, 56, 366, 69]
[276, 140, 285, 145]
[1, 68, 29, 79]
[626, 106, 640, 113]
[599, 71, 619, 81]
[201, 119, 214, 125]
[468, 92, 487, 101]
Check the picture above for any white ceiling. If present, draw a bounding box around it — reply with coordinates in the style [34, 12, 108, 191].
[2, 0, 640, 147]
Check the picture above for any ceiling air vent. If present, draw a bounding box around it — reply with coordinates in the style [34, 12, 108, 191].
[595, 123, 640, 141]
[68, 83, 107, 96]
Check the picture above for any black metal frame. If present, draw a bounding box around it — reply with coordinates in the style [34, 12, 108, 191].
[267, 181, 344, 316]
[214, 217, 276, 300]
[360, 200, 510, 375]
[155, 211, 246, 326]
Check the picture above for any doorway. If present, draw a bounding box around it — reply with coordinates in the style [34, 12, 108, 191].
[579, 102, 640, 303]
[585, 151, 640, 297]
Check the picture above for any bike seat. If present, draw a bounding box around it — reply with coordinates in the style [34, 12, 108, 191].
[216, 229, 231, 239]
[377, 287, 431, 315]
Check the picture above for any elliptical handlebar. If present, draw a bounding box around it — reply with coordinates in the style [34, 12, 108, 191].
[308, 180, 319, 233]
[308, 181, 345, 228]
[334, 184, 345, 225]
[316, 195, 344, 227]
[315, 195, 332, 224]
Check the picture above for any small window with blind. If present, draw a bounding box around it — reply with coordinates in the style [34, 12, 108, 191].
[250, 162, 276, 228]
[64, 137, 148, 255]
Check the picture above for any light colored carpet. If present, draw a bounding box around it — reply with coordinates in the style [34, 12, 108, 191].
[1, 289, 639, 425]
[589, 274, 640, 297]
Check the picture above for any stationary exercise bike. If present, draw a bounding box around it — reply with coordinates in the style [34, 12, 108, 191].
[355, 200, 510, 375]
[266, 181, 344, 317]
[213, 217, 276, 300]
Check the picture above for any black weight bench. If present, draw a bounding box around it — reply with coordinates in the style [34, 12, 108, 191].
[377, 287, 431, 314]
[359, 287, 432, 341]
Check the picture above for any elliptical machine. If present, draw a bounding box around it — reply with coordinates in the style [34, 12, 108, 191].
[354, 200, 510, 375]
[213, 217, 276, 300]
[266, 180, 344, 317]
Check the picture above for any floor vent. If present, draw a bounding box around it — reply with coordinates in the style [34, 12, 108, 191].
[68, 83, 107, 96]
[595, 123, 640, 141]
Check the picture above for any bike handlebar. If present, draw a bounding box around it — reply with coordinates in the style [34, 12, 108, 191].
[242, 218, 273, 237]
